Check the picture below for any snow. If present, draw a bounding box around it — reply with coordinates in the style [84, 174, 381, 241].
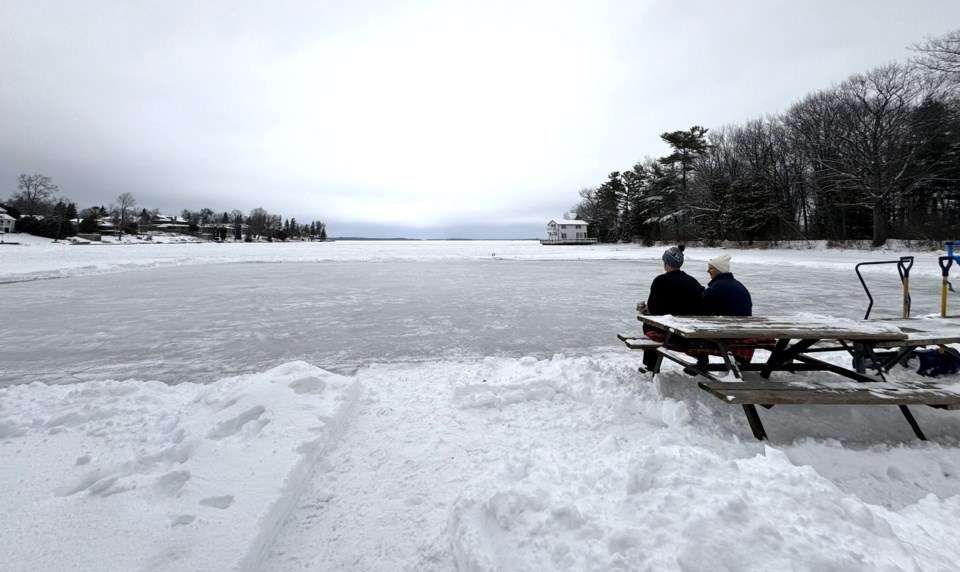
[1, 362, 359, 571]
[2, 233, 960, 571]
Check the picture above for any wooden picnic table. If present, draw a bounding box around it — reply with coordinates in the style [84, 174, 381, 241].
[625, 314, 960, 441]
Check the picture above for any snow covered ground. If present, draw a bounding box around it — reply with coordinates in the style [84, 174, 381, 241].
[2, 234, 960, 571]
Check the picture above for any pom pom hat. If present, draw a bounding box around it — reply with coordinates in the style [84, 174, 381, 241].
[662, 245, 685, 268]
[708, 253, 731, 273]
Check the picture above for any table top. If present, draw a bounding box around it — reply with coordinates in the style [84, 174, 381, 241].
[638, 314, 910, 341]
[869, 317, 960, 347]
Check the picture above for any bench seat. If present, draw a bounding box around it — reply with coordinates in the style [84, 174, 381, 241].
[616, 333, 662, 350]
[699, 380, 960, 409]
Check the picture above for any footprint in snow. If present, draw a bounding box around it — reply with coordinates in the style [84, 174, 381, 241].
[200, 495, 234, 509]
[207, 405, 267, 440]
[171, 514, 196, 527]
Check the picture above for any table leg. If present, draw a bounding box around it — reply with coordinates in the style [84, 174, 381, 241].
[898, 405, 927, 440]
[742, 404, 768, 440]
[761, 339, 818, 379]
[878, 346, 916, 371]
[713, 339, 743, 379]
[855, 343, 888, 380]
[788, 353, 884, 383]
[652, 332, 670, 374]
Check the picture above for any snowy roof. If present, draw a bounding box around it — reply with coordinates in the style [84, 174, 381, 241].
[0, 213, 14, 221]
[549, 219, 588, 225]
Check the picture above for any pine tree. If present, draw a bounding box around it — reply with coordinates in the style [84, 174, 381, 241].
[595, 172, 625, 242]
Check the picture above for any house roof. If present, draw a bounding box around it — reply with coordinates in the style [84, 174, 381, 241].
[549, 219, 588, 225]
[0, 213, 15, 221]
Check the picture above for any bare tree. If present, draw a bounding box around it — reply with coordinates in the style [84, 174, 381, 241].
[115, 192, 136, 242]
[10, 173, 59, 216]
[570, 187, 599, 227]
[785, 65, 938, 245]
[912, 29, 960, 81]
[247, 207, 269, 240]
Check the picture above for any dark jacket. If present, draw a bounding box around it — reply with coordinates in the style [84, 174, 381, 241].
[702, 272, 752, 316]
[643, 270, 705, 333]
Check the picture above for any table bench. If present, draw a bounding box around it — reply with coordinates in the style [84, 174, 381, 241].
[619, 315, 960, 440]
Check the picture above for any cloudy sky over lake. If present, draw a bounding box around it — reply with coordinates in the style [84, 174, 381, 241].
[3, 0, 959, 238]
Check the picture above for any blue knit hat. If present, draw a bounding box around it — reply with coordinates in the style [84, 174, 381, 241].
[662, 245, 685, 268]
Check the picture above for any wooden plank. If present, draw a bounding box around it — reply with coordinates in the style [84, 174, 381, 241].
[624, 340, 661, 350]
[869, 317, 960, 348]
[700, 380, 960, 392]
[699, 381, 960, 406]
[638, 315, 908, 341]
[874, 337, 960, 348]
[617, 333, 661, 350]
[655, 347, 727, 382]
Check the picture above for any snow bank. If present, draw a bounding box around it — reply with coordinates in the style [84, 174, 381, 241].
[439, 355, 960, 571]
[0, 362, 360, 572]
[447, 443, 960, 571]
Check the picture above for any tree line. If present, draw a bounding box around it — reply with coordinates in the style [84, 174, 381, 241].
[571, 29, 960, 247]
[2, 174, 327, 242]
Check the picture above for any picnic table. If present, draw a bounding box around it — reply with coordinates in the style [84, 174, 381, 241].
[619, 314, 960, 440]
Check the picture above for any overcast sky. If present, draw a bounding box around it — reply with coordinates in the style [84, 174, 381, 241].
[3, 1, 959, 238]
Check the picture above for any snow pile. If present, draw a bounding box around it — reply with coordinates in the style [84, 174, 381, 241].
[442, 356, 960, 571]
[0, 362, 360, 572]
[448, 443, 960, 570]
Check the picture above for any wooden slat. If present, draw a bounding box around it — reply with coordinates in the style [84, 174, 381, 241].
[624, 340, 661, 350]
[699, 381, 960, 406]
[874, 337, 960, 348]
[638, 315, 908, 341]
[869, 318, 960, 347]
[617, 333, 661, 350]
[656, 347, 728, 383]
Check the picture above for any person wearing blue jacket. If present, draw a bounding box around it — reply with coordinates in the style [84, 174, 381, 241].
[702, 253, 752, 316]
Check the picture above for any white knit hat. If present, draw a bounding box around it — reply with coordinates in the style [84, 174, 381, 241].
[708, 253, 731, 273]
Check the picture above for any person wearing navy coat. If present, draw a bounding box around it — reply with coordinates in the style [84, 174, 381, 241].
[702, 253, 752, 316]
[638, 245, 705, 370]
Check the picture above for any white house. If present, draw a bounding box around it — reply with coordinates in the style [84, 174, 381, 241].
[0, 207, 15, 234]
[541, 219, 596, 245]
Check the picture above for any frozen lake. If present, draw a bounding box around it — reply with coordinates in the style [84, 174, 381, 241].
[1, 241, 948, 387]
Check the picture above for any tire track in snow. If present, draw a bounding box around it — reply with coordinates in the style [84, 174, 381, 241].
[262, 364, 485, 570]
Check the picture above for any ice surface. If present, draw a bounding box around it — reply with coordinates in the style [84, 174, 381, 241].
[1, 240, 947, 387]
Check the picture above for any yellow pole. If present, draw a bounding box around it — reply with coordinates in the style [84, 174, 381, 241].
[943, 275, 949, 318]
[903, 275, 910, 319]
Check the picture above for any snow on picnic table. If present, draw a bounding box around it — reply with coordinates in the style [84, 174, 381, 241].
[639, 313, 909, 339]
[2, 234, 960, 571]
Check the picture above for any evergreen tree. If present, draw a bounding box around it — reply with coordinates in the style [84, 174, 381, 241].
[658, 126, 710, 196]
[621, 162, 651, 243]
[656, 126, 710, 241]
[595, 172, 625, 242]
[66, 202, 79, 226]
